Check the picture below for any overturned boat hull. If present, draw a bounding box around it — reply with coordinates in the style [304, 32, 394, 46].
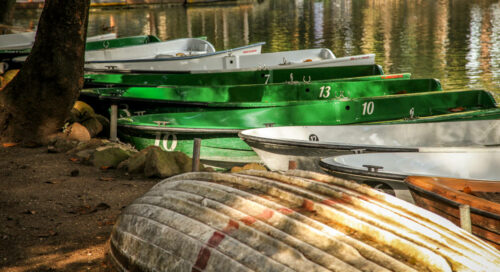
[109, 171, 500, 272]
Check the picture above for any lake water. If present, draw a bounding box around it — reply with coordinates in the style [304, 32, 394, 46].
[13, 0, 500, 97]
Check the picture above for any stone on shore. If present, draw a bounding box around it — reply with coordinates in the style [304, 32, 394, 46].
[0, 69, 19, 91]
[65, 122, 91, 142]
[118, 146, 159, 174]
[231, 163, 267, 173]
[91, 147, 133, 168]
[81, 117, 103, 138]
[144, 148, 182, 178]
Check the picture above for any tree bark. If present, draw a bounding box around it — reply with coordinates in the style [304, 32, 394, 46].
[0, 0, 16, 27]
[0, 0, 91, 145]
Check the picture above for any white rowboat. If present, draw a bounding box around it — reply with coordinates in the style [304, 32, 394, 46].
[0, 32, 117, 50]
[319, 151, 500, 202]
[84, 46, 374, 72]
[239, 119, 500, 172]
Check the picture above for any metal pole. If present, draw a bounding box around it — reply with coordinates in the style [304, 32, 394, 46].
[459, 204, 472, 233]
[110, 104, 118, 142]
[192, 138, 201, 172]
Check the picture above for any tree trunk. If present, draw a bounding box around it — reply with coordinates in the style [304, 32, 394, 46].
[0, 0, 91, 145]
[0, 0, 16, 27]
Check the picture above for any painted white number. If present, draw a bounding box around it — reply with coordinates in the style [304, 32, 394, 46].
[264, 74, 271, 84]
[319, 86, 331, 98]
[154, 132, 178, 151]
[362, 101, 375, 115]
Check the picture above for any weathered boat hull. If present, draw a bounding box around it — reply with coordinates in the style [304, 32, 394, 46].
[240, 118, 500, 173]
[117, 90, 498, 168]
[83, 64, 388, 88]
[81, 77, 441, 117]
[405, 176, 500, 250]
[109, 171, 500, 272]
[319, 151, 500, 203]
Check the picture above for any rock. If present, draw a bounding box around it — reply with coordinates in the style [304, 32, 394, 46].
[230, 166, 243, 173]
[144, 149, 182, 178]
[94, 114, 110, 136]
[0, 69, 19, 90]
[119, 146, 160, 174]
[91, 147, 132, 169]
[242, 163, 267, 171]
[173, 151, 194, 173]
[231, 163, 267, 173]
[64, 122, 91, 142]
[46, 134, 79, 153]
[75, 149, 96, 162]
[81, 117, 103, 138]
[72, 101, 95, 120]
[67, 138, 109, 154]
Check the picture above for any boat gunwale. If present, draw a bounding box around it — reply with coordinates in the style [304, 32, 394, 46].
[319, 158, 411, 181]
[118, 124, 242, 134]
[239, 130, 419, 152]
[84, 42, 266, 64]
[83, 63, 385, 75]
[405, 176, 500, 218]
[405, 181, 500, 221]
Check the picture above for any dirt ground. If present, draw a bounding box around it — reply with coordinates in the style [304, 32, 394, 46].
[0, 145, 159, 272]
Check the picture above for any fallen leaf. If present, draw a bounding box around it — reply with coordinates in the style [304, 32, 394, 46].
[100, 166, 111, 170]
[21, 210, 36, 215]
[448, 106, 465, 112]
[99, 177, 114, 181]
[69, 157, 79, 162]
[2, 143, 17, 148]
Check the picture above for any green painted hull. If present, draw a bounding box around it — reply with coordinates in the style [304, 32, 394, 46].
[81, 75, 425, 116]
[117, 90, 498, 168]
[84, 35, 161, 51]
[83, 64, 388, 87]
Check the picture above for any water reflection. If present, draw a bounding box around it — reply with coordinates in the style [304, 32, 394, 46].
[11, 0, 500, 95]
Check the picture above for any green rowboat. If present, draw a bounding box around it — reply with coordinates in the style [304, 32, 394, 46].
[83, 64, 388, 88]
[81, 77, 439, 116]
[117, 90, 498, 168]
